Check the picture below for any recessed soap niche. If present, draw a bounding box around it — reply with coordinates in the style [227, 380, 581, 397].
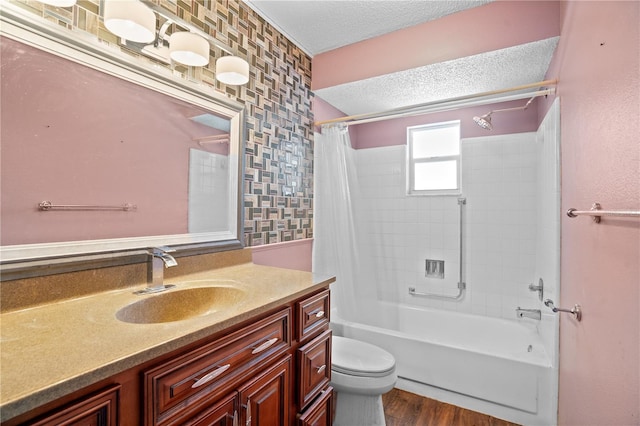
[425, 259, 445, 279]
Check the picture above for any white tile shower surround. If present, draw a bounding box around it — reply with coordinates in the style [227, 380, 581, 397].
[355, 132, 546, 321]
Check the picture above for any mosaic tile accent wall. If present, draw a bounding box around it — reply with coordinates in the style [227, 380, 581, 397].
[13, 0, 314, 247]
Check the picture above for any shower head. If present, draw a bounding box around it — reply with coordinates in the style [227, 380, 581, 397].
[473, 113, 493, 130]
[473, 94, 539, 131]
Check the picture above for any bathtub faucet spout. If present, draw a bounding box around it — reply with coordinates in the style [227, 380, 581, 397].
[516, 307, 541, 320]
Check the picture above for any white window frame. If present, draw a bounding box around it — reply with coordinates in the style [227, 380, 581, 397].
[407, 120, 461, 196]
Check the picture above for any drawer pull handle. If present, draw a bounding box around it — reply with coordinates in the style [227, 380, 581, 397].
[307, 309, 325, 319]
[251, 337, 278, 354]
[191, 364, 231, 388]
[316, 364, 327, 374]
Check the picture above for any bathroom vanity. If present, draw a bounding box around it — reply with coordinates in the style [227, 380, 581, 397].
[0, 5, 330, 424]
[0, 250, 334, 425]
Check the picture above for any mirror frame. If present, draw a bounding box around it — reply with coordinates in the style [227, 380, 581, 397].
[0, 3, 245, 278]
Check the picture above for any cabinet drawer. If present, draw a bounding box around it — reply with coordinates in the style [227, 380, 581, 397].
[297, 386, 333, 426]
[297, 329, 332, 409]
[144, 308, 291, 426]
[297, 289, 330, 341]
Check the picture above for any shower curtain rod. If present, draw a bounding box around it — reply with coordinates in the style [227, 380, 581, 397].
[315, 79, 557, 127]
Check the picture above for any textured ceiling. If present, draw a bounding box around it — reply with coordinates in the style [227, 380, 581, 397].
[243, 1, 558, 117]
[315, 37, 559, 115]
[245, 0, 491, 56]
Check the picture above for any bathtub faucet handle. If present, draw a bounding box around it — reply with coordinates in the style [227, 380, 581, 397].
[528, 278, 544, 301]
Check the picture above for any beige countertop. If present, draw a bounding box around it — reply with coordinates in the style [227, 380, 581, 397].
[0, 256, 334, 421]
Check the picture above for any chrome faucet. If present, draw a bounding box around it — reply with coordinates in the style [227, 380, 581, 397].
[134, 246, 178, 295]
[516, 307, 541, 320]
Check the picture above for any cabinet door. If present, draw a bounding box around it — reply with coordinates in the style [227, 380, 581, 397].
[297, 330, 331, 409]
[30, 385, 120, 426]
[238, 355, 291, 426]
[182, 392, 237, 426]
[297, 387, 333, 426]
[144, 308, 291, 425]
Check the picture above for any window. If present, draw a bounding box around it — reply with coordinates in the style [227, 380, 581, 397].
[407, 120, 461, 195]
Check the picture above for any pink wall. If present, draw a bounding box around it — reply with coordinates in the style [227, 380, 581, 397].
[312, 1, 640, 423]
[312, 1, 557, 149]
[349, 99, 539, 149]
[314, 88, 540, 149]
[251, 239, 313, 272]
[1, 38, 227, 245]
[313, 97, 359, 146]
[313, 1, 560, 90]
[541, 2, 640, 424]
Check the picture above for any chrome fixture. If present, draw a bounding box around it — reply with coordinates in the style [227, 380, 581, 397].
[528, 278, 544, 301]
[544, 299, 582, 322]
[567, 202, 640, 224]
[134, 246, 178, 295]
[409, 198, 466, 300]
[473, 94, 538, 130]
[516, 307, 541, 320]
[38, 200, 137, 212]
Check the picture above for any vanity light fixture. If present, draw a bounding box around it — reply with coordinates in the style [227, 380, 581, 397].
[169, 32, 210, 67]
[102, 0, 249, 84]
[37, 0, 76, 6]
[215, 56, 250, 86]
[103, 0, 156, 44]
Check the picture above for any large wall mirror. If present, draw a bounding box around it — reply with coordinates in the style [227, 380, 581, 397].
[0, 5, 244, 272]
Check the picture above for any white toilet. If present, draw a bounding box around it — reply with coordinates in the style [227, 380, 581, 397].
[331, 336, 397, 426]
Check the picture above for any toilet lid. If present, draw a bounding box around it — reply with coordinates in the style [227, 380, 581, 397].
[332, 336, 396, 378]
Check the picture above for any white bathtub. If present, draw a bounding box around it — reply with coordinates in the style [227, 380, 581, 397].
[331, 301, 558, 426]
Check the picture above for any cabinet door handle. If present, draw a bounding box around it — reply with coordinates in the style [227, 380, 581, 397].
[191, 363, 231, 388]
[251, 337, 278, 354]
[307, 309, 325, 319]
[316, 364, 326, 374]
[232, 410, 238, 426]
[245, 399, 252, 426]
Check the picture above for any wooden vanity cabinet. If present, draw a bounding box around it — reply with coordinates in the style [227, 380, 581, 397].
[294, 289, 333, 424]
[3, 287, 332, 426]
[27, 385, 121, 426]
[180, 392, 236, 426]
[297, 387, 333, 426]
[181, 355, 292, 426]
[143, 308, 291, 425]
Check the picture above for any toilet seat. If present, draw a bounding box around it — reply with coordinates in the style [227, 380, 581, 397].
[332, 336, 396, 378]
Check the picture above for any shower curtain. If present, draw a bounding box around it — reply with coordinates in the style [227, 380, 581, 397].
[313, 124, 366, 322]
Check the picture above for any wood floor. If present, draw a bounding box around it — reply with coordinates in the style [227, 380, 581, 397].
[382, 388, 520, 426]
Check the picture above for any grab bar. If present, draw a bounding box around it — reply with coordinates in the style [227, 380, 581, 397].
[409, 282, 466, 299]
[567, 202, 640, 223]
[409, 197, 466, 301]
[38, 201, 137, 212]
